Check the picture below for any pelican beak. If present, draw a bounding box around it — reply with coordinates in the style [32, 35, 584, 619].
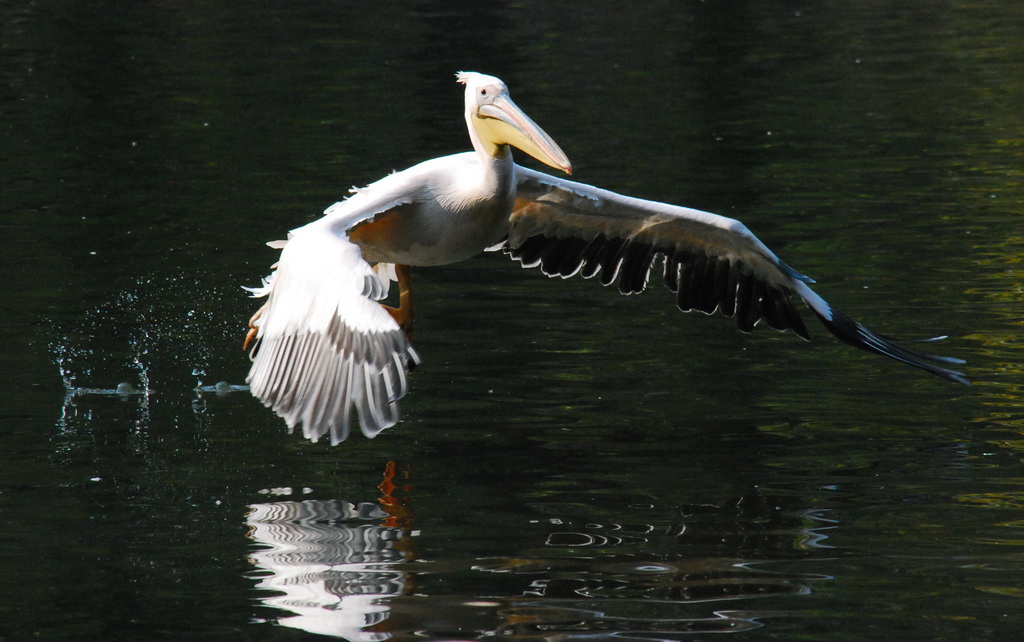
[477, 94, 572, 175]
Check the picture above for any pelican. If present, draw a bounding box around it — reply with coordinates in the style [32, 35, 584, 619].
[244, 71, 968, 445]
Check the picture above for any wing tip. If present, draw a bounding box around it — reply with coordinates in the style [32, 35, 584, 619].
[813, 308, 970, 385]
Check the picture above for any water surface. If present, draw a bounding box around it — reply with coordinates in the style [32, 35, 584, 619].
[2, 2, 1023, 640]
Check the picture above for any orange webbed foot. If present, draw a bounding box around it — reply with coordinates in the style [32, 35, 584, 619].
[243, 305, 265, 351]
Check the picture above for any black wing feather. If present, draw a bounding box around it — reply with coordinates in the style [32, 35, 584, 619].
[508, 166, 967, 384]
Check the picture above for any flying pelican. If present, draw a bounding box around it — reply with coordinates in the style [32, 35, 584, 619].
[244, 71, 968, 445]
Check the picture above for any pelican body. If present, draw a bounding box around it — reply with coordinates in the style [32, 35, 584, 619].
[245, 72, 967, 445]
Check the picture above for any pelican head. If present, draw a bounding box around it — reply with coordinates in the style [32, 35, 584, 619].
[457, 71, 572, 175]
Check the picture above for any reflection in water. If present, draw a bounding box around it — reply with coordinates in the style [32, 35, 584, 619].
[246, 498, 410, 640]
[245, 479, 833, 639]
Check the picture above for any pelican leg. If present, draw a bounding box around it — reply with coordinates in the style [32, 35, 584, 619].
[383, 264, 415, 337]
[242, 303, 266, 351]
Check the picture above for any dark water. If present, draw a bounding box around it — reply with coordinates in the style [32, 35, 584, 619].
[3, 1, 1023, 639]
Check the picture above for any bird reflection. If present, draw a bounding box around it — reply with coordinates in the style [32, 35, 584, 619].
[245, 462, 414, 639]
[245, 470, 833, 640]
[245, 496, 410, 640]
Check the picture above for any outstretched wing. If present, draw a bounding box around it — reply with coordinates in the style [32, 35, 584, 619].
[247, 204, 421, 445]
[509, 165, 968, 385]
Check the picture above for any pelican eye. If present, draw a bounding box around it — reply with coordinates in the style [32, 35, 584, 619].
[480, 88, 487, 96]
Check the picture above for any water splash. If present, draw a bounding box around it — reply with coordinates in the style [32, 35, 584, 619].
[192, 380, 250, 415]
[47, 271, 250, 432]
